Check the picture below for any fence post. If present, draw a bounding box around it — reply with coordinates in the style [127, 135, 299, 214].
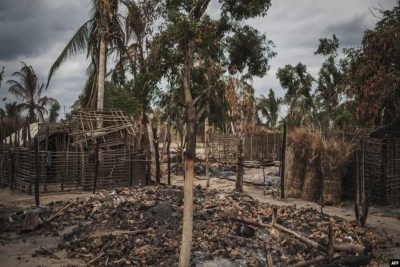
[205, 117, 209, 187]
[93, 142, 99, 194]
[44, 126, 49, 192]
[34, 137, 40, 206]
[280, 123, 286, 199]
[167, 126, 171, 186]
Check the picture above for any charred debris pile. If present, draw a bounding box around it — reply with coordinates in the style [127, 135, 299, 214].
[1, 186, 394, 266]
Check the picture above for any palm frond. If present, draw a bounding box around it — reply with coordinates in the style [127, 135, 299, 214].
[47, 21, 91, 88]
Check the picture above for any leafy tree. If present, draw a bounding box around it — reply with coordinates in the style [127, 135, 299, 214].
[7, 62, 58, 123]
[104, 81, 140, 117]
[277, 35, 344, 132]
[47, 0, 125, 109]
[48, 103, 61, 122]
[3, 101, 19, 118]
[0, 101, 25, 141]
[314, 34, 343, 134]
[153, 1, 275, 265]
[342, 2, 400, 125]
[256, 89, 283, 129]
[276, 63, 316, 130]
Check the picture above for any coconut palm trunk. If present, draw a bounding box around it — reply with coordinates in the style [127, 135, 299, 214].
[97, 36, 106, 111]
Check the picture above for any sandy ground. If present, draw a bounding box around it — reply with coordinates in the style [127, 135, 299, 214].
[0, 164, 399, 266]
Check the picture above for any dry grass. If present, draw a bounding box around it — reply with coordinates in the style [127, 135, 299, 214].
[286, 127, 353, 204]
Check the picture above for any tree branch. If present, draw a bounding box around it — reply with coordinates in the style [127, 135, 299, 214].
[193, 85, 213, 105]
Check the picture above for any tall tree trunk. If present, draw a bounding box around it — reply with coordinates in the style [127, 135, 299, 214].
[205, 117, 210, 187]
[179, 38, 196, 267]
[97, 36, 106, 110]
[145, 112, 156, 181]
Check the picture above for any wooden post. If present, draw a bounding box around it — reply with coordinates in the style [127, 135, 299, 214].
[65, 129, 70, 188]
[360, 139, 369, 227]
[272, 207, 277, 226]
[382, 139, 388, 206]
[1, 116, 4, 146]
[205, 117, 210, 187]
[44, 125, 49, 192]
[27, 119, 31, 148]
[361, 139, 365, 213]
[167, 125, 171, 186]
[235, 138, 244, 193]
[14, 116, 19, 147]
[280, 123, 286, 199]
[128, 141, 132, 187]
[61, 133, 67, 191]
[0, 117, 4, 186]
[34, 138, 40, 206]
[267, 133, 270, 159]
[355, 147, 360, 221]
[154, 128, 161, 185]
[250, 133, 253, 161]
[93, 142, 99, 194]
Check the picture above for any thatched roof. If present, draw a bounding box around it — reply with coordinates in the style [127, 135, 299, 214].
[35, 122, 70, 141]
[3, 122, 70, 146]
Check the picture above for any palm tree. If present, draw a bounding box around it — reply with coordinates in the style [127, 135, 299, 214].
[48, 103, 61, 122]
[0, 101, 18, 118]
[47, 0, 125, 109]
[7, 62, 58, 123]
[257, 89, 283, 129]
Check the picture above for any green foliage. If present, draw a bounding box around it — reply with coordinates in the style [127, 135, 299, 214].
[104, 82, 140, 117]
[48, 103, 60, 122]
[314, 34, 339, 57]
[276, 63, 313, 102]
[256, 89, 282, 129]
[227, 26, 276, 80]
[277, 34, 345, 130]
[220, 0, 271, 20]
[4, 101, 19, 117]
[48, 0, 125, 108]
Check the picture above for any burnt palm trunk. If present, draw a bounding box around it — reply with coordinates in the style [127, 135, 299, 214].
[97, 36, 106, 110]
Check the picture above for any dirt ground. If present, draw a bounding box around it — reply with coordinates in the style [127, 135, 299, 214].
[0, 164, 399, 267]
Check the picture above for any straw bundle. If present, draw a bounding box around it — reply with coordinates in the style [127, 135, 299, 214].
[286, 127, 353, 204]
[286, 128, 313, 197]
[321, 137, 352, 205]
[301, 131, 324, 201]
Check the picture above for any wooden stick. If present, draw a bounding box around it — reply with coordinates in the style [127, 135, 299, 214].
[289, 255, 328, 267]
[85, 252, 104, 266]
[262, 235, 274, 267]
[273, 223, 328, 253]
[272, 207, 277, 225]
[204, 204, 219, 209]
[39, 245, 61, 260]
[46, 200, 76, 222]
[111, 230, 146, 236]
[34, 138, 40, 206]
[230, 217, 271, 229]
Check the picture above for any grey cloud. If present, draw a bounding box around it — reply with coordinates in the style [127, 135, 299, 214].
[323, 15, 370, 47]
[0, 0, 89, 61]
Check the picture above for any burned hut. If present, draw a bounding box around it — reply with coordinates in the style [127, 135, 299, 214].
[344, 123, 400, 206]
[0, 109, 150, 194]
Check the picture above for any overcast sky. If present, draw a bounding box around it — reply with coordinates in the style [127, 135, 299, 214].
[0, 0, 397, 119]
